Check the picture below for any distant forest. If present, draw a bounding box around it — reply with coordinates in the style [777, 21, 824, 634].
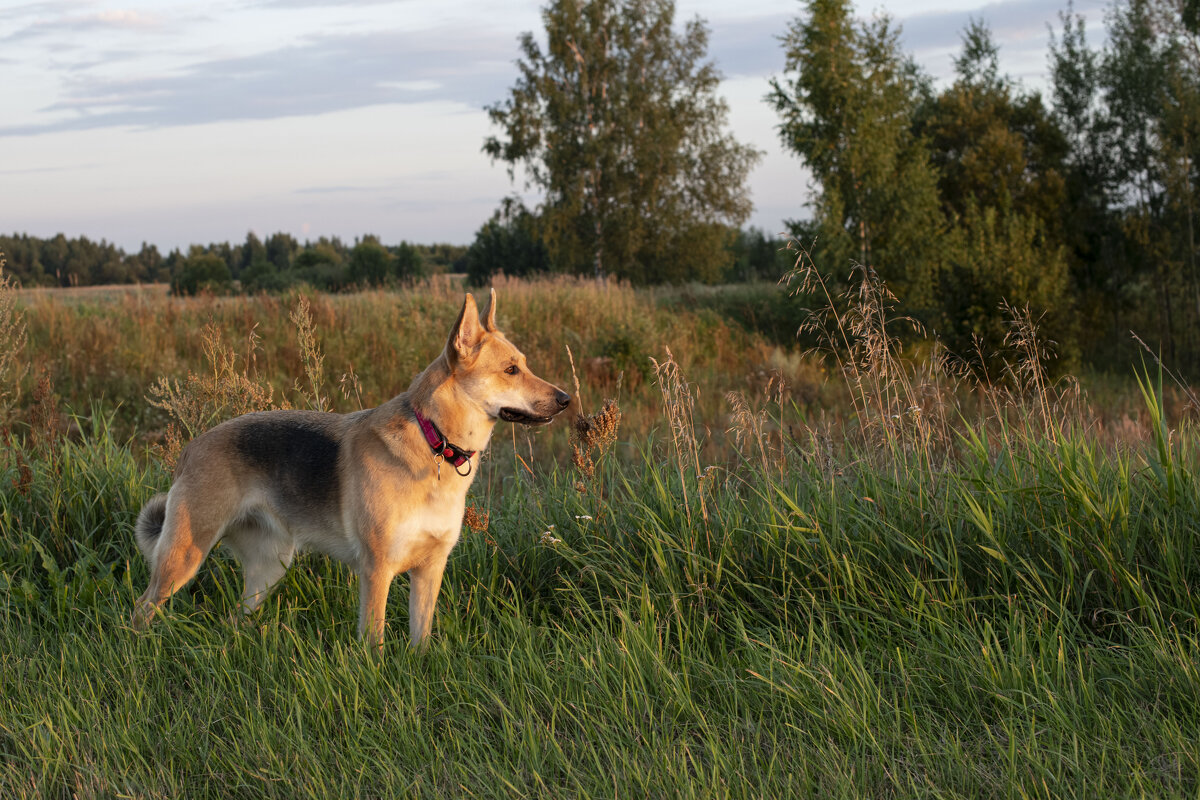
[0, 232, 465, 294]
[0, 227, 789, 295]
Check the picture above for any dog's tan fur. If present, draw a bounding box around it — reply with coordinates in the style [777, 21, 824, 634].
[132, 290, 569, 646]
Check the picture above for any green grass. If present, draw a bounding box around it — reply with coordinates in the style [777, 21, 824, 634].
[3, 394, 1200, 798]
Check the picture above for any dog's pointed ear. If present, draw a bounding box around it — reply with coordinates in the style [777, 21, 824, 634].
[447, 293, 484, 364]
[483, 288, 498, 332]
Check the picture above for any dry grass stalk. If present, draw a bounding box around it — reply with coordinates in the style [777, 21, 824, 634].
[726, 391, 769, 474]
[0, 253, 28, 425]
[147, 321, 279, 468]
[783, 241, 933, 460]
[1000, 301, 1058, 438]
[650, 347, 707, 524]
[338, 365, 364, 409]
[290, 294, 329, 412]
[727, 374, 790, 479]
[566, 342, 623, 487]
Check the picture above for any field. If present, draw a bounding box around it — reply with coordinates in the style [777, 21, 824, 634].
[3, 275, 1200, 798]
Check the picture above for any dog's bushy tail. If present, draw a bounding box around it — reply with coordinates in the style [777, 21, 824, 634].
[135, 493, 169, 563]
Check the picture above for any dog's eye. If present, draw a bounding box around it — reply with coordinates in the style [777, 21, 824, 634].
[504, 365, 519, 375]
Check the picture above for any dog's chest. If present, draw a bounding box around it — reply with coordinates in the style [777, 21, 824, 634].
[402, 498, 465, 537]
[381, 492, 465, 568]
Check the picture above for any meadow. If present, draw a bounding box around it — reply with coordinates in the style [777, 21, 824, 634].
[2, 270, 1200, 798]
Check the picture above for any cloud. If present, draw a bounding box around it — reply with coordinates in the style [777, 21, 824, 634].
[0, 26, 519, 137]
[896, 0, 1109, 59]
[3, 7, 166, 43]
[706, 12, 793, 78]
[0, 1, 90, 22]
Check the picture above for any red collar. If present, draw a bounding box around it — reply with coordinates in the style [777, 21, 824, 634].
[413, 406, 475, 474]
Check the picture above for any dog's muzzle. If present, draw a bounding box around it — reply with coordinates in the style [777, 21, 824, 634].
[500, 391, 570, 426]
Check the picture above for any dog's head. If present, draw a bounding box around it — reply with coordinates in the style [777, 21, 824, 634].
[445, 289, 570, 426]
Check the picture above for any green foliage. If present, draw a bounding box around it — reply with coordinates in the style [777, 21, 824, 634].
[726, 227, 792, 283]
[464, 199, 550, 286]
[0, 233, 164, 288]
[0, 233, 454, 296]
[1047, 0, 1200, 366]
[392, 241, 426, 280]
[918, 22, 1069, 228]
[348, 237, 393, 286]
[170, 252, 233, 296]
[938, 201, 1074, 372]
[909, 22, 1076, 367]
[769, 0, 944, 309]
[773, 9, 1082, 367]
[484, 0, 760, 283]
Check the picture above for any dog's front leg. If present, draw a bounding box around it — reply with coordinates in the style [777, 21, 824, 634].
[409, 542, 454, 647]
[358, 564, 394, 649]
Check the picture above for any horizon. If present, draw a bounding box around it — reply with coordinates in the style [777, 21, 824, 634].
[2, 0, 1107, 253]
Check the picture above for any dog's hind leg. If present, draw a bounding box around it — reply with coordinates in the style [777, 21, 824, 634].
[133, 496, 223, 628]
[222, 515, 295, 615]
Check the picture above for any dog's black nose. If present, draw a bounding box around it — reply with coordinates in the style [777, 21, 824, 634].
[555, 390, 570, 409]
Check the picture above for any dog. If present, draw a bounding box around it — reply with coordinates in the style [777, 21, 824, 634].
[132, 289, 569, 647]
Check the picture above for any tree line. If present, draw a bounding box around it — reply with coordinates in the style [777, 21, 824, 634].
[0, 227, 787, 294]
[0, 232, 467, 294]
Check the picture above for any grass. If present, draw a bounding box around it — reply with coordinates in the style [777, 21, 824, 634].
[11, 276, 796, 470]
[3, 272, 1200, 796]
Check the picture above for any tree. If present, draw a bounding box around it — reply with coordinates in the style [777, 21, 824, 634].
[392, 241, 426, 280]
[484, 0, 760, 283]
[171, 251, 232, 296]
[919, 21, 1069, 227]
[265, 232, 298, 272]
[464, 199, 552, 286]
[769, 0, 944, 310]
[348, 237, 394, 286]
[1050, 4, 1128, 358]
[1100, 0, 1200, 363]
[917, 21, 1075, 365]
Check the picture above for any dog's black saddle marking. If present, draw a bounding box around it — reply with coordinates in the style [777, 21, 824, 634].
[234, 418, 341, 511]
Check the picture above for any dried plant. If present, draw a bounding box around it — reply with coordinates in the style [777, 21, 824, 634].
[463, 505, 490, 533]
[147, 322, 279, 467]
[0, 253, 28, 425]
[25, 372, 63, 453]
[783, 240, 933, 459]
[726, 390, 769, 474]
[291, 295, 329, 412]
[650, 347, 707, 524]
[566, 342, 623, 485]
[338, 363, 364, 409]
[570, 399, 622, 481]
[726, 374, 790, 479]
[1000, 301, 1056, 430]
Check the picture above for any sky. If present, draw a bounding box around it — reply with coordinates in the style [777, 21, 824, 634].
[0, 0, 1109, 253]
